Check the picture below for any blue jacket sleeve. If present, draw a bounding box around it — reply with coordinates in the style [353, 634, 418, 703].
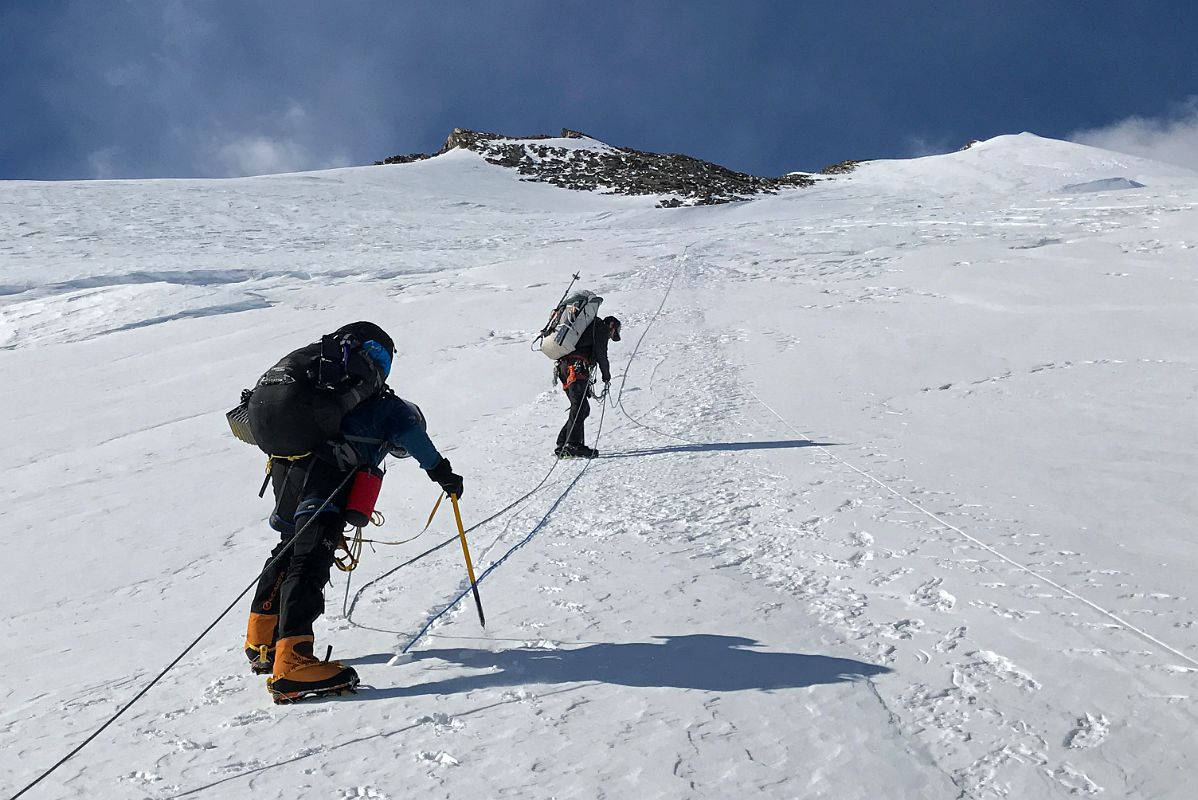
[341, 395, 443, 470]
[377, 397, 442, 470]
[389, 425, 442, 470]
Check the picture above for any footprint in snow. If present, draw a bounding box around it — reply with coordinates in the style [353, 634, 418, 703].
[416, 751, 460, 767]
[911, 578, 957, 612]
[957, 650, 1041, 694]
[1065, 713, 1110, 749]
[1049, 763, 1102, 796]
[414, 712, 464, 732]
[934, 626, 967, 653]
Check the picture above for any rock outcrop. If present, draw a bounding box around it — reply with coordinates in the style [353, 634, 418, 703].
[819, 159, 862, 175]
[376, 128, 817, 207]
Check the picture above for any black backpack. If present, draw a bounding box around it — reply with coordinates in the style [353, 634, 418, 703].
[227, 325, 390, 458]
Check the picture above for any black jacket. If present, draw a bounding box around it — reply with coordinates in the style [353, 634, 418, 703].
[570, 318, 611, 382]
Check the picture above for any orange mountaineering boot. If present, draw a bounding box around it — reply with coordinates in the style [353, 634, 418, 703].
[267, 635, 359, 703]
[244, 612, 278, 675]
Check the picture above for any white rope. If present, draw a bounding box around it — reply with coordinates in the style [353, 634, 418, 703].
[748, 388, 1198, 670]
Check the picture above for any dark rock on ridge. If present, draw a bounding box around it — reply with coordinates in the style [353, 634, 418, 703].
[819, 159, 863, 175]
[377, 128, 819, 207]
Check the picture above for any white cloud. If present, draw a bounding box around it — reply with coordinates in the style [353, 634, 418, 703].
[211, 135, 354, 177]
[191, 100, 356, 177]
[214, 136, 310, 177]
[88, 147, 120, 179]
[1070, 97, 1198, 170]
[903, 135, 956, 159]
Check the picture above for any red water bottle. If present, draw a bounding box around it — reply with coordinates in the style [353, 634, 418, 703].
[344, 466, 384, 528]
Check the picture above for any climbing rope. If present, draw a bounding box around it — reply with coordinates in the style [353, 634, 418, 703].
[342, 346, 602, 623]
[10, 251, 693, 800]
[365, 251, 692, 651]
[8, 468, 357, 800]
[397, 389, 612, 653]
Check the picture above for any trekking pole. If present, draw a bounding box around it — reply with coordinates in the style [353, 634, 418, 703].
[449, 493, 486, 627]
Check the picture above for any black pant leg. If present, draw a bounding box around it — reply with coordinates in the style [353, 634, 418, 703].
[250, 459, 304, 615]
[558, 381, 591, 446]
[275, 513, 342, 640]
[272, 458, 352, 640]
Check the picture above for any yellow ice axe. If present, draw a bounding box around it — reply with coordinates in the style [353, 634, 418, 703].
[449, 493, 486, 627]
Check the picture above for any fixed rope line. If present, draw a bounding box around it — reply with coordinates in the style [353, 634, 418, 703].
[747, 388, 1198, 671]
[8, 468, 357, 800]
[343, 384, 591, 624]
[589, 249, 1196, 672]
[343, 272, 617, 625]
[398, 397, 610, 653]
[373, 250, 690, 650]
[611, 250, 687, 422]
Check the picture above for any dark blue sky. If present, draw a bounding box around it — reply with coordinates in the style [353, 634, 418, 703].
[3, 1, 1198, 179]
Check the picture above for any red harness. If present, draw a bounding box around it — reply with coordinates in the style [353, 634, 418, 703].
[560, 355, 591, 390]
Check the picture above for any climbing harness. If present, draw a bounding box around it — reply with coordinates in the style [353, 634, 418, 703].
[559, 355, 591, 391]
[258, 453, 311, 496]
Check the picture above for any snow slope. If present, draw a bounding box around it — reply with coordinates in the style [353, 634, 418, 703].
[1, 133, 1196, 799]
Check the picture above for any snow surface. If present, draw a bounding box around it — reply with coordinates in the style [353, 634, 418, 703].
[1, 133, 1196, 799]
[1062, 177, 1148, 193]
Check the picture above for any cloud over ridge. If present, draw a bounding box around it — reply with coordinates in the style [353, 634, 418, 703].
[1071, 97, 1198, 171]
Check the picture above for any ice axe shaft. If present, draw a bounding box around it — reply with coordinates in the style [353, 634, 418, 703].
[450, 493, 486, 627]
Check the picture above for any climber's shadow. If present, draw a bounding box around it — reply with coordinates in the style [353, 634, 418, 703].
[363, 634, 890, 699]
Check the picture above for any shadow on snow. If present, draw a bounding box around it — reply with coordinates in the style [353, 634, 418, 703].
[598, 439, 837, 459]
[168, 636, 887, 796]
[357, 634, 889, 699]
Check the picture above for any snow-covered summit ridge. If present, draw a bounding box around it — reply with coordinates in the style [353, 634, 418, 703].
[844, 132, 1198, 196]
[375, 128, 1198, 206]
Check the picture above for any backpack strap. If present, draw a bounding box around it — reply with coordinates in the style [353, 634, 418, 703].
[343, 434, 386, 445]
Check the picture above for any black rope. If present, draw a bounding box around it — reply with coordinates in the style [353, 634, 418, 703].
[11, 255, 692, 799]
[8, 467, 357, 800]
[346, 251, 688, 634]
[344, 370, 593, 624]
[398, 395, 610, 652]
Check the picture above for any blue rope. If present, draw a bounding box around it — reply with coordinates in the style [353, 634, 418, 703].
[399, 426, 597, 654]
[398, 250, 686, 655]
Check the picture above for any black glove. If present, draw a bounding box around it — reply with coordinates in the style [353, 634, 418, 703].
[426, 457, 464, 498]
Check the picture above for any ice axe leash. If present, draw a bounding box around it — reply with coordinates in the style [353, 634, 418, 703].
[341, 493, 447, 614]
[450, 493, 486, 627]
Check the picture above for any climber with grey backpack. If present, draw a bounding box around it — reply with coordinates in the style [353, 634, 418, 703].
[533, 279, 622, 459]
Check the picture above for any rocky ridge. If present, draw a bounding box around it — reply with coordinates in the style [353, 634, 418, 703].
[377, 128, 845, 207]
